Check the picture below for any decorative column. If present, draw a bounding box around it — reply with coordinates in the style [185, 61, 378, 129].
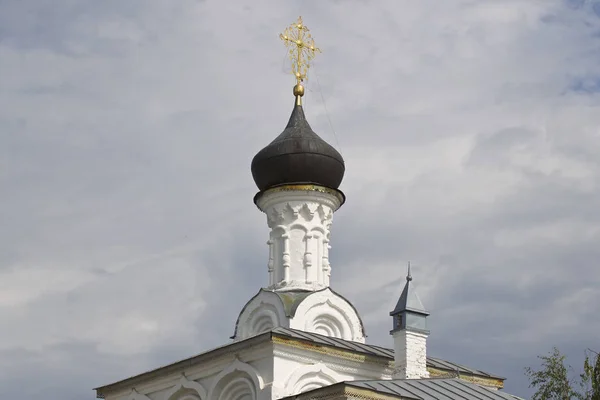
[256, 185, 343, 291]
[267, 239, 275, 286]
[322, 237, 331, 287]
[282, 233, 291, 282]
[304, 233, 313, 284]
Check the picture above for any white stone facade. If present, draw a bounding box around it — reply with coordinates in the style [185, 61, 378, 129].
[255, 187, 343, 291]
[100, 337, 391, 400]
[271, 340, 392, 398]
[392, 329, 430, 379]
[104, 343, 273, 400]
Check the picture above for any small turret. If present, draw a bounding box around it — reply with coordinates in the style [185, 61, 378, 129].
[390, 263, 430, 379]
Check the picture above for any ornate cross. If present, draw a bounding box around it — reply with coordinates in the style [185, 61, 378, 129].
[280, 16, 321, 85]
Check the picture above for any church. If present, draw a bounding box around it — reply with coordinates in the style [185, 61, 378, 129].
[94, 17, 524, 400]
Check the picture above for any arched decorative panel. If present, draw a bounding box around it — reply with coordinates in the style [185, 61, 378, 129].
[284, 363, 339, 396]
[248, 307, 278, 336]
[291, 289, 366, 343]
[208, 358, 264, 400]
[217, 375, 255, 400]
[233, 291, 288, 341]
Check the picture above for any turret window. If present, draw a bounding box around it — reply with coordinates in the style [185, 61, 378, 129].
[395, 315, 403, 329]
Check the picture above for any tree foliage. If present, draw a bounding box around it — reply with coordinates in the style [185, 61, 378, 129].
[525, 347, 600, 400]
[581, 349, 600, 400]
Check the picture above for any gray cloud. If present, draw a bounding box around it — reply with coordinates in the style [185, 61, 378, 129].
[2, 0, 600, 399]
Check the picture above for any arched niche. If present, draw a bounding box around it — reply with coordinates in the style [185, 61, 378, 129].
[216, 375, 255, 400]
[292, 289, 365, 343]
[233, 291, 288, 341]
[284, 363, 339, 396]
[248, 306, 279, 336]
[311, 313, 344, 338]
[208, 358, 264, 400]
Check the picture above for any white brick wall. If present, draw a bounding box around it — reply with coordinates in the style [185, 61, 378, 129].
[392, 330, 429, 379]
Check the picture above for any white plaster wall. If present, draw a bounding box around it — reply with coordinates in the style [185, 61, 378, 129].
[272, 343, 391, 399]
[392, 330, 429, 379]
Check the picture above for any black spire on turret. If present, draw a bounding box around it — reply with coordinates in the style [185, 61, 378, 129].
[390, 262, 430, 334]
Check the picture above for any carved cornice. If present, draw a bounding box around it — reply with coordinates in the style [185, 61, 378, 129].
[255, 184, 345, 210]
[266, 202, 333, 228]
[257, 186, 343, 215]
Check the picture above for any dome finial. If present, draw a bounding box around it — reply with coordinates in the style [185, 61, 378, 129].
[280, 16, 321, 106]
[293, 83, 305, 106]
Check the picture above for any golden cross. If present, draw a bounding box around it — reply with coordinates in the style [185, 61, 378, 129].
[280, 16, 321, 85]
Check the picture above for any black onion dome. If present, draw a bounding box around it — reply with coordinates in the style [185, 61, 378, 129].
[251, 102, 345, 192]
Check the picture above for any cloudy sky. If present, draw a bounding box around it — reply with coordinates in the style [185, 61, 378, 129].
[1, 0, 600, 398]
